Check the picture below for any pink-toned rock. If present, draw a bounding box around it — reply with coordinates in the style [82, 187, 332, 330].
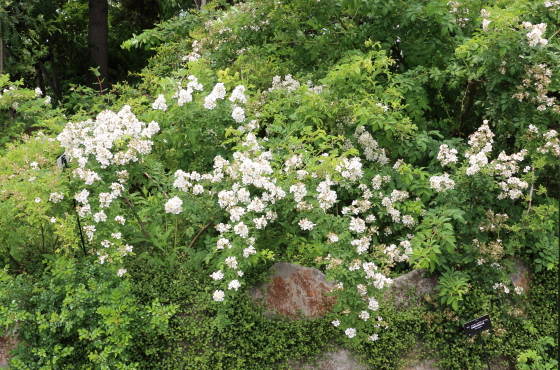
[0, 334, 18, 368]
[249, 262, 335, 318]
[509, 257, 531, 293]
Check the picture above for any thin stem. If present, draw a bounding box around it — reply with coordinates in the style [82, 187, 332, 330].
[174, 217, 178, 251]
[51, 235, 59, 254]
[186, 220, 215, 253]
[41, 224, 45, 254]
[144, 172, 169, 198]
[526, 183, 534, 216]
[123, 197, 149, 239]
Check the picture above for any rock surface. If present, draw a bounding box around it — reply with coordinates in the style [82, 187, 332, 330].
[509, 257, 531, 293]
[0, 334, 18, 368]
[249, 262, 335, 317]
[385, 269, 439, 306]
[287, 348, 368, 370]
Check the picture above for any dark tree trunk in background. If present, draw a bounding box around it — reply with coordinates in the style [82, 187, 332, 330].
[88, 0, 108, 92]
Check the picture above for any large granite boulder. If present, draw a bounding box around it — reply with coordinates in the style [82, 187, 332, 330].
[249, 262, 335, 318]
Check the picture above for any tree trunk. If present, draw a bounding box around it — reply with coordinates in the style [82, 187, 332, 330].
[88, 0, 108, 92]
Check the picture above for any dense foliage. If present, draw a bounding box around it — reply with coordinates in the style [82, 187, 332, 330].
[0, 0, 558, 369]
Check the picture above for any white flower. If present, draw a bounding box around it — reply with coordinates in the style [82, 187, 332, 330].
[368, 297, 379, 311]
[326, 232, 339, 243]
[111, 232, 122, 239]
[332, 319, 341, 327]
[359, 311, 370, 321]
[514, 286, 524, 295]
[75, 189, 90, 204]
[430, 174, 455, 192]
[216, 223, 231, 233]
[229, 85, 247, 104]
[367, 334, 379, 341]
[93, 211, 107, 222]
[210, 270, 224, 280]
[34, 87, 42, 96]
[98, 253, 108, 264]
[44, 96, 52, 105]
[290, 183, 307, 202]
[345, 328, 357, 338]
[34, 197, 41, 203]
[253, 216, 268, 229]
[228, 279, 241, 291]
[225, 256, 238, 269]
[216, 238, 231, 250]
[437, 144, 458, 166]
[298, 218, 316, 231]
[117, 268, 127, 277]
[165, 196, 183, 214]
[234, 222, 249, 238]
[204, 83, 226, 109]
[349, 217, 366, 233]
[50, 217, 56, 223]
[152, 94, 167, 111]
[243, 246, 257, 258]
[115, 215, 126, 225]
[48, 192, 64, 204]
[213, 290, 225, 301]
[193, 184, 204, 195]
[232, 106, 246, 123]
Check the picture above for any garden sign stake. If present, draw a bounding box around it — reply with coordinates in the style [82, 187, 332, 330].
[464, 315, 493, 370]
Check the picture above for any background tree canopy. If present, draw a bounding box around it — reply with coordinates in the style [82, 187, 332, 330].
[0, 0, 558, 369]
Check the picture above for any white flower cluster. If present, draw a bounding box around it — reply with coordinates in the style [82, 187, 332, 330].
[268, 75, 301, 92]
[231, 106, 246, 123]
[437, 144, 459, 166]
[173, 75, 204, 106]
[544, 1, 560, 10]
[336, 157, 364, 181]
[49, 192, 64, 203]
[58, 105, 159, 169]
[164, 196, 183, 214]
[298, 218, 316, 231]
[492, 282, 510, 294]
[183, 40, 201, 62]
[465, 121, 494, 175]
[513, 64, 558, 113]
[204, 82, 227, 109]
[229, 85, 247, 104]
[354, 126, 388, 164]
[521, 22, 548, 47]
[345, 328, 357, 338]
[429, 173, 455, 192]
[316, 178, 337, 211]
[536, 129, 560, 156]
[152, 94, 167, 111]
[383, 241, 412, 263]
[290, 182, 307, 202]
